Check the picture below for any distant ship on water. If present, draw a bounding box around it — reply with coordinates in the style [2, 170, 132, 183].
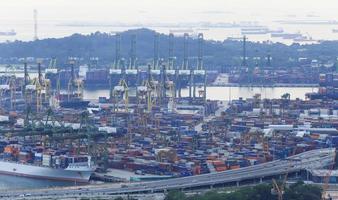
[241, 27, 268, 35]
[0, 29, 16, 36]
[271, 32, 303, 39]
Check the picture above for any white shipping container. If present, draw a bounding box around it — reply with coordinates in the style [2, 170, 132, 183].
[320, 109, 329, 115]
[333, 110, 338, 116]
[54, 156, 61, 165]
[144, 137, 153, 142]
[35, 153, 42, 158]
[42, 154, 52, 166]
[185, 162, 194, 168]
[0, 115, 9, 122]
[42, 161, 51, 167]
[254, 143, 263, 150]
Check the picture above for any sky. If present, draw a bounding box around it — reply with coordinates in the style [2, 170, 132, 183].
[0, 0, 337, 23]
[0, 0, 337, 42]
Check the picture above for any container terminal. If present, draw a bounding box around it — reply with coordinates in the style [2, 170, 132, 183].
[0, 32, 337, 198]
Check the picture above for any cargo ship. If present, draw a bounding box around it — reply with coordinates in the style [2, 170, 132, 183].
[58, 94, 90, 109]
[0, 158, 93, 182]
[0, 145, 94, 182]
[241, 27, 268, 35]
[45, 69, 76, 89]
[271, 32, 303, 39]
[306, 91, 338, 100]
[45, 68, 58, 89]
[306, 73, 338, 100]
[84, 69, 110, 88]
[59, 99, 90, 109]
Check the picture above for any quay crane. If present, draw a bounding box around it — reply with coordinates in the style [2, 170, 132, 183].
[0, 75, 17, 111]
[112, 59, 129, 112]
[55, 58, 87, 109]
[109, 33, 121, 100]
[0, 65, 20, 111]
[113, 79, 129, 112]
[39, 60, 51, 112]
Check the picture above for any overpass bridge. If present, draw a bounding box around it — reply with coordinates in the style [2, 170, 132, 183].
[0, 148, 335, 199]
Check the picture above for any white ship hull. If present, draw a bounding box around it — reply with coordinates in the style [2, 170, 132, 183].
[0, 160, 93, 182]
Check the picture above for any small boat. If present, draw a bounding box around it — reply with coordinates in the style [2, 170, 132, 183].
[0, 30, 16, 36]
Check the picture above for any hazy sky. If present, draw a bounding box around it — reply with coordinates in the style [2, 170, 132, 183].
[0, 0, 337, 42]
[0, 0, 337, 23]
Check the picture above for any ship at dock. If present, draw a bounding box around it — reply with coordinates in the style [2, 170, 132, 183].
[306, 72, 338, 100]
[57, 93, 90, 109]
[0, 145, 94, 182]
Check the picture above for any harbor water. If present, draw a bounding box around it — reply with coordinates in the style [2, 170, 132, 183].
[0, 174, 81, 191]
[83, 86, 317, 101]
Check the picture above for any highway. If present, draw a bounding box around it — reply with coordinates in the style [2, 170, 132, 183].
[0, 148, 335, 199]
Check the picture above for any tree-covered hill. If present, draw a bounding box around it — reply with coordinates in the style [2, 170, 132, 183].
[0, 28, 338, 70]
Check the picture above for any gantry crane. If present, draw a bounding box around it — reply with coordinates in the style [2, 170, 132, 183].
[1, 65, 19, 111]
[272, 173, 288, 200]
[153, 33, 160, 70]
[67, 59, 84, 101]
[46, 57, 57, 90]
[74, 79, 84, 99]
[136, 84, 147, 112]
[166, 80, 176, 112]
[113, 79, 129, 112]
[32, 77, 43, 112]
[111, 57, 128, 112]
[322, 150, 336, 200]
[23, 62, 30, 96]
[0, 75, 16, 111]
[271, 156, 301, 200]
[140, 64, 159, 112]
[67, 59, 76, 101]
[36, 59, 48, 112]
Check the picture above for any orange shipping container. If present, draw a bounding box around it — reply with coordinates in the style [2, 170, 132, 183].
[215, 166, 228, 172]
[212, 160, 224, 165]
[4, 146, 19, 155]
[4, 146, 13, 154]
[230, 165, 240, 170]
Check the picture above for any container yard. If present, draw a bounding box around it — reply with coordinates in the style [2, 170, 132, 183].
[0, 62, 337, 185]
[0, 31, 336, 200]
[1, 0, 338, 198]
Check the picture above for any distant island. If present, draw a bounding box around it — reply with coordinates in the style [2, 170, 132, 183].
[0, 28, 337, 70]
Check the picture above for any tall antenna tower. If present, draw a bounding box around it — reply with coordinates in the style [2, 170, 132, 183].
[197, 33, 204, 70]
[129, 34, 136, 69]
[153, 33, 159, 70]
[242, 35, 247, 67]
[168, 33, 174, 70]
[114, 33, 121, 69]
[34, 9, 38, 40]
[183, 33, 189, 70]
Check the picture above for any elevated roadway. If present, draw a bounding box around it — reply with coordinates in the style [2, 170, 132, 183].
[0, 148, 335, 199]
